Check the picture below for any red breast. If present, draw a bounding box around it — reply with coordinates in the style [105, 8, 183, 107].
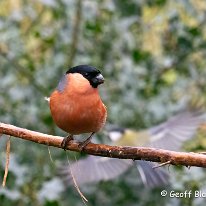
[50, 73, 107, 135]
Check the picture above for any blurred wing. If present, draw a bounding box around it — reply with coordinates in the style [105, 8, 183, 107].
[58, 156, 133, 186]
[136, 160, 169, 188]
[148, 110, 205, 150]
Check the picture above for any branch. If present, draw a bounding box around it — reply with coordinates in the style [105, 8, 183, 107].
[1, 122, 206, 168]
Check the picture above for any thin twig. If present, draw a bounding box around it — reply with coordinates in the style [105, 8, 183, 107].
[66, 152, 88, 204]
[67, 0, 82, 68]
[47, 146, 54, 163]
[152, 161, 171, 169]
[2, 136, 11, 187]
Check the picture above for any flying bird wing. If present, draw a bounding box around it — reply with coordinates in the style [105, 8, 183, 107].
[59, 110, 205, 188]
[135, 160, 169, 188]
[59, 157, 170, 188]
[148, 110, 205, 150]
[58, 156, 133, 186]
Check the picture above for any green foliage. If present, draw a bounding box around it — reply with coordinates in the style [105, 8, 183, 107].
[1, 0, 206, 205]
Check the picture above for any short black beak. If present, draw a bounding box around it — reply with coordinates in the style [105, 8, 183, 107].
[94, 73, 104, 85]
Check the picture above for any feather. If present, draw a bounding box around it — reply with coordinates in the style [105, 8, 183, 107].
[148, 110, 205, 150]
[58, 156, 133, 186]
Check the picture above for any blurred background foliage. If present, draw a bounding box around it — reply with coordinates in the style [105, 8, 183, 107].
[1, 0, 206, 205]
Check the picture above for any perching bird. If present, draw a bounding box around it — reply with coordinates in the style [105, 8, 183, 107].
[49, 65, 107, 149]
[59, 110, 205, 188]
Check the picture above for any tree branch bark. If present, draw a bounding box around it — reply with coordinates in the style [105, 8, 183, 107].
[1, 122, 206, 168]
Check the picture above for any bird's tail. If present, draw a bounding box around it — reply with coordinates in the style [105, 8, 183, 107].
[44, 96, 50, 103]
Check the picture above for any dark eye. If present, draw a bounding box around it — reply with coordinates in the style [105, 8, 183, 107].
[84, 72, 89, 76]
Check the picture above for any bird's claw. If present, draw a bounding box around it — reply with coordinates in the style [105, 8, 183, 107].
[78, 132, 95, 151]
[78, 141, 90, 151]
[61, 135, 73, 151]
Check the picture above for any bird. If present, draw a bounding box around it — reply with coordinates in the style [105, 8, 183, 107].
[49, 65, 107, 150]
[58, 109, 205, 188]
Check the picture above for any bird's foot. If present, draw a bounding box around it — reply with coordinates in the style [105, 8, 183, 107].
[78, 132, 95, 151]
[61, 134, 73, 151]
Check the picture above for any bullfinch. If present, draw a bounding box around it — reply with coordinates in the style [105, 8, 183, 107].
[58, 110, 205, 188]
[49, 65, 107, 150]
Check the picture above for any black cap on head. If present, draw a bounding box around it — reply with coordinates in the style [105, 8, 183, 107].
[66, 65, 104, 88]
